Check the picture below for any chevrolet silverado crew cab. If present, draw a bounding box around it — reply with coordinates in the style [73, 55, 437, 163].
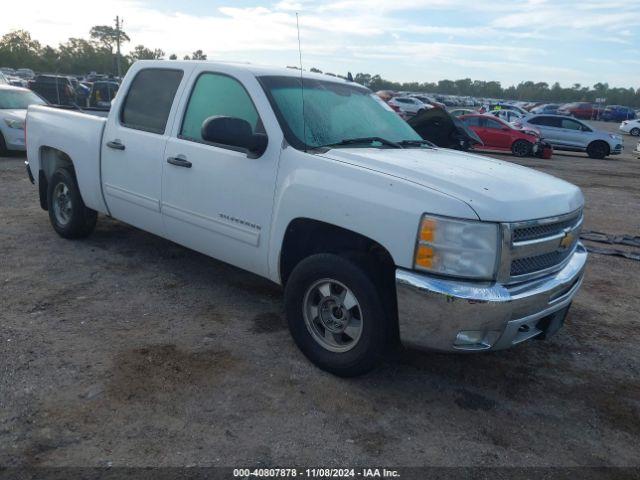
[25, 61, 587, 376]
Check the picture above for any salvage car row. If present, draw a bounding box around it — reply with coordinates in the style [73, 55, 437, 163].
[376, 92, 633, 160]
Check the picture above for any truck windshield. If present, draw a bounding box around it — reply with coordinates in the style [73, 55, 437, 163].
[0, 90, 46, 109]
[259, 75, 422, 150]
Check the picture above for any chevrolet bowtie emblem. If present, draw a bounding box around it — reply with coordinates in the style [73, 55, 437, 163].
[560, 230, 575, 249]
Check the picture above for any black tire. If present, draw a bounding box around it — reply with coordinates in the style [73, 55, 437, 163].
[284, 253, 390, 377]
[47, 168, 97, 239]
[511, 139, 532, 157]
[586, 141, 609, 159]
[630, 128, 640, 137]
[0, 133, 7, 156]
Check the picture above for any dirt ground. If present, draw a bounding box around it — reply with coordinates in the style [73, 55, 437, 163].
[1, 121, 639, 469]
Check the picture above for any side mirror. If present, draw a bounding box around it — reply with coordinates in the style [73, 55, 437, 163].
[201, 116, 268, 158]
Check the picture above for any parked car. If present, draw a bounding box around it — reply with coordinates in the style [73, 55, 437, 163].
[29, 74, 77, 106]
[388, 96, 431, 116]
[600, 105, 636, 122]
[459, 113, 540, 157]
[557, 102, 595, 120]
[15, 68, 35, 80]
[408, 108, 483, 151]
[519, 114, 622, 159]
[530, 104, 561, 115]
[635, 141, 640, 158]
[619, 119, 640, 136]
[487, 109, 525, 124]
[411, 95, 446, 109]
[25, 60, 587, 376]
[523, 102, 543, 111]
[7, 76, 29, 88]
[479, 103, 528, 116]
[0, 85, 47, 154]
[88, 81, 119, 109]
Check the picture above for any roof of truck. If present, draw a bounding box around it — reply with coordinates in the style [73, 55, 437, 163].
[133, 60, 360, 86]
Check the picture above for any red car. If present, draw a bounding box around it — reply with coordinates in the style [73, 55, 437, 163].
[459, 114, 540, 157]
[557, 102, 595, 120]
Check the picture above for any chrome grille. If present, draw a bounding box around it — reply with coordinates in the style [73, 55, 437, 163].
[502, 210, 583, 283]
[513, 215, 581, 242]
[511, 249, 575, 276]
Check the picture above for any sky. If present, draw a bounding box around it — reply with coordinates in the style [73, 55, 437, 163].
[1, 0, 639, 88]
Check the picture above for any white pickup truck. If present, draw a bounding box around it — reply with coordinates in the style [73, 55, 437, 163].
[25, 60, 587, 376]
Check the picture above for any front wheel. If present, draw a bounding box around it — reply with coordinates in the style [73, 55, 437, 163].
[630, 128, 640, 136]
[511, 139, 532, 157]
[47, 168, 97, 238]
[284, 254, 390, 377]
[586, 141, 609, 159]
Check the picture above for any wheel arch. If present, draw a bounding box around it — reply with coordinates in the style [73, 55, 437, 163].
[279, 217, 397, 287]
[37, 147, 76, 210]
[279, 217, 399, 342]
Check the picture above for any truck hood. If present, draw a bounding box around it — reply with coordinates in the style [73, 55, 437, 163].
[320, 147, 583, 222]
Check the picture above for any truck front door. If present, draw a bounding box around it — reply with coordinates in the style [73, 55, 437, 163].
[101, 67, 187, 235]
[161, 68, 282, 278]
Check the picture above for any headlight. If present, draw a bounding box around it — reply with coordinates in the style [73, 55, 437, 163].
[4, 119, 25, 129]
[414, 214, 500, 280]
[609, 134, 621, 140]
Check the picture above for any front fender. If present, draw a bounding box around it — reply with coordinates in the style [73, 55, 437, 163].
[267, 148, 478, 283]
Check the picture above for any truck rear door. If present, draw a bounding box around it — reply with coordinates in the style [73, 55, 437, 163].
[161, 66, 283, 278]
[101, 66, 189, 235]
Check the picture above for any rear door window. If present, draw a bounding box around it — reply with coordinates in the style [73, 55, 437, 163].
[482, 117, 503, 129]
[120, 69, 183, 134]
[560, 119, 583, 130]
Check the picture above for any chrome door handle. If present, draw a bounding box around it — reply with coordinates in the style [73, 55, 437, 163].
[167, 156, 192, 168]
[106, 140, 125, 150]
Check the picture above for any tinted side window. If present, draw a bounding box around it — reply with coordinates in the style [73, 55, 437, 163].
[561, 119, 582, 130]
[121, 69, 183, 134]
[181, 72, 261, 142]
[531, 116, 559, 127]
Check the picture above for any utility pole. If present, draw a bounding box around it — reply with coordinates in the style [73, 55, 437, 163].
[115, 15, 123, 78]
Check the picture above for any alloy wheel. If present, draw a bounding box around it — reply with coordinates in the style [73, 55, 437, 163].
[302, 278, 363, 353]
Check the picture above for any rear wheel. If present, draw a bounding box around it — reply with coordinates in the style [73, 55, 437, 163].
[47, 168, 97, 238]
[511, 139, 532, 157]
[586, 141, 609, 159]
[630, 127, 640, 136]
[284, 254, 390, 377]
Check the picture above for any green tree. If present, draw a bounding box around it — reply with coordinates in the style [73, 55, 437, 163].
[0, 30, 42, 70]
[89, 25, 130, 53]
[130, 45, 165, 61]
[190, 49, 207, 60]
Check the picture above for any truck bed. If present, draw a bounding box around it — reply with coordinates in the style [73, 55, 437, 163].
[26, 105, 109, 214]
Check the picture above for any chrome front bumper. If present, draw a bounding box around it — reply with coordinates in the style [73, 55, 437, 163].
[395, 243, 587, 352]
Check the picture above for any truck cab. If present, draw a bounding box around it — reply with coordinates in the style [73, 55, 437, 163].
[26, 61, 587, 376]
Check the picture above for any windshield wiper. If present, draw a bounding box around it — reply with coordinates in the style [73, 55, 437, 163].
[398, 139, 436, 148]
[318, 136, 403, 150]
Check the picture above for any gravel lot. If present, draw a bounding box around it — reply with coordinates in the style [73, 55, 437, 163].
[1, 121, 639, 469]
